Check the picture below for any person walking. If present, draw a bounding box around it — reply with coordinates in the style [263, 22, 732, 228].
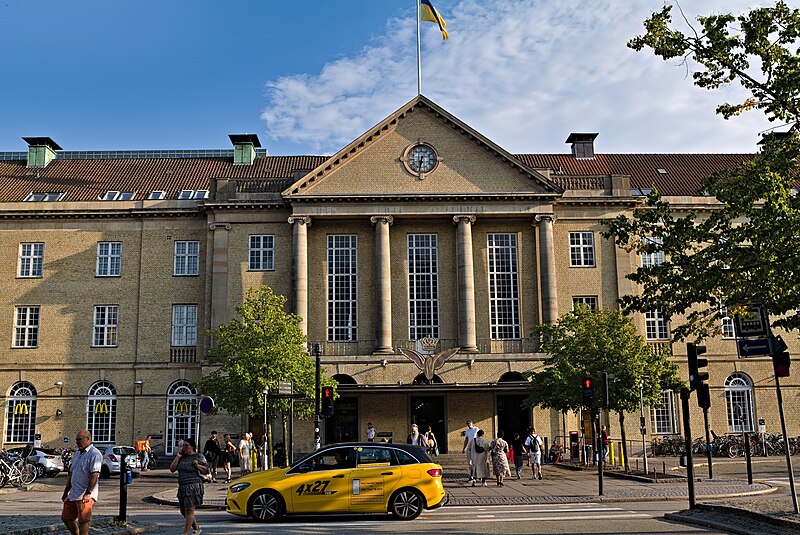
[222, 434, 235, 483]
[525, 426, 544, 480]
[472, 429, 491, 487]
[461, 420, 479, 482]
[424, 425, 438, 456]
[61, 430, 102, 535]
[602, 425, 610, 460]
[491, 430, 511, 487]
[239, 432, 252, 476]
[169, 438, 209, 535]
[367, 422, 376, 442]
[511, 432, 525, 479]
[248, 434, 258, 471]
[202, 431, 221, 482]
[406, 424, 427, 447]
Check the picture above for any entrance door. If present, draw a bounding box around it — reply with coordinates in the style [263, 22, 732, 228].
[497, 395, 531, 440]
[325, 396, 358, 444]
[410, 396, 446, 453]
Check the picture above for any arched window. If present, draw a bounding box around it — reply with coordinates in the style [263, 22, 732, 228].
[87, 381, 117, 443]
[412, 373, 443, 385]
[332, 374, 357, 385]
[725, 373, 755, 433]
[499, 371, 527, 383]
[166, 381, 197, 455]
[5, 382, 37, 443]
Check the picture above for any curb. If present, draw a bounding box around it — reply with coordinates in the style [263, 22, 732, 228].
[666, 503, 800, 535]
[5, 517, 156, 535]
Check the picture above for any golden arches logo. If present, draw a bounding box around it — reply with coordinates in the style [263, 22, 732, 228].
[94, 402, 109, 414]
[14, 403, 29, 415]
[175, 401, 191, 415]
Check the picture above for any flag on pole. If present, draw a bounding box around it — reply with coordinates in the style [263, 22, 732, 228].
[420, 0, 448, 41]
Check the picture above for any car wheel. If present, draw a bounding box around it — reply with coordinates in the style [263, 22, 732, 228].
[21, 464, 37, 485]
[100, 466, 111, 479]
[389, 488, 424, 520]
[35, 464, 45, 478]
[249, 490, 284, 522]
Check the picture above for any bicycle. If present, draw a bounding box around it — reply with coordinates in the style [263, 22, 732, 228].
[0, 450, 37, 487]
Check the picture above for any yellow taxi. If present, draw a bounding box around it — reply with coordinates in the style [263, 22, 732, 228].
[226, 442, 446, 521]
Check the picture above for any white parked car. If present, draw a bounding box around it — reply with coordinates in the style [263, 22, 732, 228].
[7, 446, 64, 478]
[97, 445, 141, 479]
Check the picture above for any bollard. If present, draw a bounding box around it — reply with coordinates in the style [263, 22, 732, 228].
[663, 461, 666, 475]
[610, 441, 615, 465]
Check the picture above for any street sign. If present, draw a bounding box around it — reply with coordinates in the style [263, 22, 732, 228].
[734, 305, 769, 338]
[199, 396, 215, 415]
[278, 381, 293, 395]
[737, 337, 771, 358]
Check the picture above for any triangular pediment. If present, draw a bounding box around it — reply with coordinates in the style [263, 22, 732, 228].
[285, 95, 562, 199]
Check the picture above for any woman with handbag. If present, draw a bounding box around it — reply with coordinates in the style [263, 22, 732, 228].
[169, 438, 210, 535]
[425, 425, 438, 457]
[491, 430, 511, 487]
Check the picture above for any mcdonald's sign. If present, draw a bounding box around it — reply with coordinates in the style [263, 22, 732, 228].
[175, 400, 191, 415]
[14, 403, 29, 415]
[94, 402, 109, 414]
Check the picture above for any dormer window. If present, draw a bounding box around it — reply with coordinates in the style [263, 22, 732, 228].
[631, 188, 652, 197]
[147, 191, 166, 200]
[178, 190, 194, 200]
[100, 191, 135, 201]
[23, 192, 65, 202]
[194, 190, 209, 199]
[177, 190, 209, 200]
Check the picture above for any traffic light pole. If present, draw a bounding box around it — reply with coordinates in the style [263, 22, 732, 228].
[774, 374, 799, 514]
[680, 388, 696, 509]
[596, 409, 603, 496]
[702, 407, 713, 479]
[313, 343, 321, 450]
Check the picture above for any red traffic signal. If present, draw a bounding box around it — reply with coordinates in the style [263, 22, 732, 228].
[581, 377, 594, 407]
[773, 351, 791, 378]
[321, 386, 334, 416]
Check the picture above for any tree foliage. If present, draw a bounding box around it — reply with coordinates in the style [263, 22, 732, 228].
[526, 307, 682, 414]
[197, 286, 334, 419]
[603, 2, 800, 341]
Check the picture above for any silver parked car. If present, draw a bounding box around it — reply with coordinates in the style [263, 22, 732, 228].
[96, 445, 141, 479]
[6, 446, 64, 478]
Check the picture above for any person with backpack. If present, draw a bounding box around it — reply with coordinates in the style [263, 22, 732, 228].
[524, 426, 544, 480]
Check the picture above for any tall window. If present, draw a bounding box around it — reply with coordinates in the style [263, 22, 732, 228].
[166, 381, 197, 455]
[488, 233, 520, 339]
[651, 390, 678, 434]
[18, 243, 44, 278]
[172, 305, 198, 346]
[96, 242, 122, 276]
[725, 373, 755, 432]
[327, 235, 358, 342]
[569, 231, 595, 267]
[645, 309, 669, 340]
[248, 235, 275, 271]
[173, 241, 200, 276]
[87, 381, 117, 443]
[408, 234, 439, 339]
[93, 305, 119, 347]
[13, 306, 40, 348]
[572, 296, 598, 311]
[720, 303, 736, 339]
[640, 236, 664, 267]
[5, 382, 37, 443]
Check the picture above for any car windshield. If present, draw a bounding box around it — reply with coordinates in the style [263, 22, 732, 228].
[114, 447, 136, 455]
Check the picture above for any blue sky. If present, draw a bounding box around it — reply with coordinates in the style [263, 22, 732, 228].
[1, 1, 774, 155]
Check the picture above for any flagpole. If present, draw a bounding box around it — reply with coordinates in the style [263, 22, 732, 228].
[416, 0, 422, 95]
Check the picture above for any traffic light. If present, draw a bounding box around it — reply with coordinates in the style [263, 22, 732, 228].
[696, 383, 711, 409]
[581, 377, 594, 408]
[321, 386, 334, 417]
[687, 343, 708, 392]
[772, 351, 791, 378]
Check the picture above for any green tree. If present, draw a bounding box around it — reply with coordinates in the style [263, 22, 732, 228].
[197, 286, 335, 466]
[604, 1, 800, 340]
[527, 307, 682, 469]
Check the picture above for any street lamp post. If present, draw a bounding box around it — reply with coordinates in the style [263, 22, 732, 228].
[639, 376, 649, 474]
[263, 386, 269, 469]
[313, 343, 321, 450]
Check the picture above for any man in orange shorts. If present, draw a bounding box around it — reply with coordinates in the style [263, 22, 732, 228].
[61, 430, 102, 535]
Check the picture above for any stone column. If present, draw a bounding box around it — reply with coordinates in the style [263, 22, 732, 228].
[288, 216, 311, 335]
[535, 214, 558, 324]
[209, 222, 232, 329]
[371, 216, 394, 354]
[454, 215, 478, 352]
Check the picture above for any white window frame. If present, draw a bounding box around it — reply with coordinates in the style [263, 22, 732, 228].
[23, 192, 64, 202]
[87, 381, 117, 444]
[248, 235, 275, 271]
[18, 242, 44, 278]
[173, 241, 200, 276]
[645, 309, 670, 340]
[5, 382, 37, 443]
[193, 190, 209, 199]
[651, 389, 678, 434]
[569, 231, 595, 267]
[96, 242, 122, 277]
[408, 234, 439, 340]
[327, 235, 358, 342]
[92, 305, 119, 347]
[101, 191, 120, 200]
[487, 233, 521, 339]
[572, 296, 598, 311]
[178, 190, 194, 200]
[725, 373, 755, 433]
[13, 306, 40, 348]
[720, 303, 736, 339]
[147, 191, 166, 200]
[171, 305, 198, 346]
[165, 381, 198, 455]
[640, 236, 664, 267]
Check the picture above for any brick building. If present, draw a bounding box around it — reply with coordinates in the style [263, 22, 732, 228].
[0, 95, 795, 458]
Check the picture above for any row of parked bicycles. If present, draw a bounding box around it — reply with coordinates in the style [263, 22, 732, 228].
[0, 445, 74, 487]
[651, 432, 800, 458]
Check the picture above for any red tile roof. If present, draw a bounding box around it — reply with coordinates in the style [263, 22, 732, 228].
[0, 152, 751, 202]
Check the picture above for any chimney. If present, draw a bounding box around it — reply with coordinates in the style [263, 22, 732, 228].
[565, 133, 598, 160]
[229, 134, 261, 166]
[23, 136, 62, 168]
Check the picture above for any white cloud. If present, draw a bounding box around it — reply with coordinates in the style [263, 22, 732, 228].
[261, 0, 774, 154]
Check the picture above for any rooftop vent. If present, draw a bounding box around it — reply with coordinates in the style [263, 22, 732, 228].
[229, 134, 261, 166]
[23, 137, 62, 168]
[565, 133, 598, 160]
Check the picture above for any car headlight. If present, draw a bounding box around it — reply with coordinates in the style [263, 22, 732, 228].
[229, 483, 251, 493]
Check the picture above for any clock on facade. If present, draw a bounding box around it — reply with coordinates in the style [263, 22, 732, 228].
[404, 143, 439, 175]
